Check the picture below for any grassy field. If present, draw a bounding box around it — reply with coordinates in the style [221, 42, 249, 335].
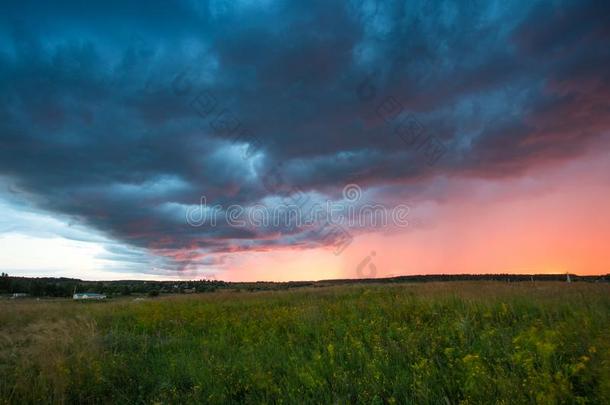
[1, 282, 609, 404]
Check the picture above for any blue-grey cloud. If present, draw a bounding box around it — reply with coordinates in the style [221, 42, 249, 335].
[1, 0, 609, 273]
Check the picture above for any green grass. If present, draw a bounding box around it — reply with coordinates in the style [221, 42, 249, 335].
[1, 282, 609, 404]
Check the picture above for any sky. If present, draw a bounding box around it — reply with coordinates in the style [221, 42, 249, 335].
[1, 0, 609, 281]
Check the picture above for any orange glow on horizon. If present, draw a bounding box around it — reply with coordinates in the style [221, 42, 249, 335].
[216, 150, 610, 282]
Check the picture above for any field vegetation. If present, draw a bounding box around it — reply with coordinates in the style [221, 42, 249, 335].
[1, 282, 609, 404]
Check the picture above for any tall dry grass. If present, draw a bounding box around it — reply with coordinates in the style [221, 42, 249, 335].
[0, 298, 115, 403]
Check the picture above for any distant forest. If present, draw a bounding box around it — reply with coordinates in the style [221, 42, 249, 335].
[1, 272, 608, 298]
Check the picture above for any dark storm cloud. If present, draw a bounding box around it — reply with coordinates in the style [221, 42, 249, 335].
[1, 0, 609, 272]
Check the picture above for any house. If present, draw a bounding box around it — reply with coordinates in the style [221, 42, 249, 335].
[73, 293, 106, 300]
[11, 293, 28, 299]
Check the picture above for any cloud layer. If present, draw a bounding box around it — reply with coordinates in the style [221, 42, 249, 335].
[1, 0, 609, 275]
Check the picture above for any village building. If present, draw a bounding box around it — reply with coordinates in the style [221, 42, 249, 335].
[73, 293, 107, 300]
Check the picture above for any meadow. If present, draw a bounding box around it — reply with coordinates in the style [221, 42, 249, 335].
[1, 282, 609, 404]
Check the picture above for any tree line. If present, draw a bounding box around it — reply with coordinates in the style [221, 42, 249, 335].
[1, 272, 607, 298]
